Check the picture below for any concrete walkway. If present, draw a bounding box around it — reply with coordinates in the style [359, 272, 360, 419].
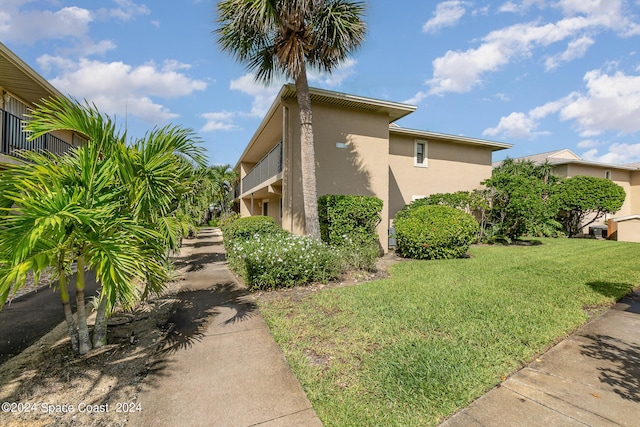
[441, 291, 640, 427]
[129, 228, 322, 427]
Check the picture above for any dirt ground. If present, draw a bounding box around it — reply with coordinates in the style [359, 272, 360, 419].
[0, 279, 182, 427]
[0, 253, 402, 427]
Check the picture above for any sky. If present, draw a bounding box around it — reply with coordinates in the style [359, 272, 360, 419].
[2, 0, 640, 166]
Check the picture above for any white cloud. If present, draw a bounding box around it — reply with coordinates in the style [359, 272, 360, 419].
[420, 0, 640, 97]
[44, 57, 207, 124]
[0, 5, 93, 44]
[403, 91, 428, 105]
[422, 1, 469, 33]
[308, 59, 358, 87]
[498, 0, 546, 14]
[199, 73, 284, 133]
[581, 143, 640, 163]
[483, 68, 640, 140]
[200, 112, 240, 132]
[96, 0, 150, 21]
[482, 96, 571, 139]
[577, 139, 601, 148]
[545, 36, 595, 70]
[229, 73, 284, 117]
[560, 69, 640, 136]
[483, 112, 547, 139]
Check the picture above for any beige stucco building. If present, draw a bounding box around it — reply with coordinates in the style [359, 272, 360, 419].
[234, 84, 511, 250]
[494, 149, 640, 241]
[0, 42, 81, 166]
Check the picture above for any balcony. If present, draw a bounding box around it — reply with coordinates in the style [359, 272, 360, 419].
[241, 141, 283, 195]
[1, 109, 74, 158]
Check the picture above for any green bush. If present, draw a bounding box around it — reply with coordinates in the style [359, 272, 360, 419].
[226, 232, 342, 290]
[318, 194, 383, 270]
[394, 205, 479, 260]
[222, 215, 283, 243]
[318, 194, 382, 246]
[218, 211, 240, 230]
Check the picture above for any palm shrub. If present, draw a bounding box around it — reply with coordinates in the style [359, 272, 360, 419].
[0, 97, 207, 354]
[394, 205, 479, 260]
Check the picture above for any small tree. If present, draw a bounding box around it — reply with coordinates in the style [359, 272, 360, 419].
[481, 159, 561, 241]
[554, 175, 626, 237]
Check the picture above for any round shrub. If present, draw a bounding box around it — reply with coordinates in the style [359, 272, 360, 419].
[394, 205, 479, 260]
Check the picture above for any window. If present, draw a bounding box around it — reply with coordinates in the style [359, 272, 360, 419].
[414, 140, 427, 167]
[605, 170, 611, 180]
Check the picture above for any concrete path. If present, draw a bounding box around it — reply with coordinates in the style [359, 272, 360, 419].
[129, 228, 322, 427]
[441, 291, 640, 427]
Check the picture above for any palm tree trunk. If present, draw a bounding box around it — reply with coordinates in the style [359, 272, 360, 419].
[58, 262, 79, 353]
[295, 65, 321, 239]
[75, 255, 92, 354]
[92, 292, 108, 348]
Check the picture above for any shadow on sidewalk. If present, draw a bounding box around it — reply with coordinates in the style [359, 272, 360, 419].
[156, 283, 257, 357]
[580, 334, 640, 402]
[172, 252, 228, 273]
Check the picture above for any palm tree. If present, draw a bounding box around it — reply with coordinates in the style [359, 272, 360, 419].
[0, 97, 207, 353]
[206, 164, 238, 216]
[216, 0, 366, 238]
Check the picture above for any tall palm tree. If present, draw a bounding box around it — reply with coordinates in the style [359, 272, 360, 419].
[207, 164, 238, 215]
[216, 0, 366, 238]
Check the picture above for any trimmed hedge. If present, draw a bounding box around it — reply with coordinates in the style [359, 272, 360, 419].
[318, 194, 383, 247]
[221, 215, 283, 244]
[394, 205, 479, 260]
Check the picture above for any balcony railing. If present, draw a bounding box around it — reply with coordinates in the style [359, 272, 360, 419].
[241, 141, 283, 194]
[1, 109, 75, 158]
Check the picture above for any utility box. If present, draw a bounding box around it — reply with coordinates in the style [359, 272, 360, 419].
[589, 225, 608, 239]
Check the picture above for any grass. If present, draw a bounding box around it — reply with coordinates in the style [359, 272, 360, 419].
[258, 238, 640, 426]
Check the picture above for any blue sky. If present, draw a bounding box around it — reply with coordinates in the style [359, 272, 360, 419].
[2, 0, 640, 166]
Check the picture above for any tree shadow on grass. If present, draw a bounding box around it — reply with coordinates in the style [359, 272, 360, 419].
[156, 283, 257, 357]
[586, 281, 635, 300]
[580, 334, 640, 402]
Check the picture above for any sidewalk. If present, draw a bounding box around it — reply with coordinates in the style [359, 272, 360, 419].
[129, 228, 322, 427]
[441, 291, 640, 427]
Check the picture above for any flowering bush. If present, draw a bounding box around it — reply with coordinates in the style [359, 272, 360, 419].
[394, 205, 479, 260]
[225, 232, 342, 290]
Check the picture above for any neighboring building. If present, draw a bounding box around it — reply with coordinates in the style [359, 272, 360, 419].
[493, 149, 640, 241]
[0, 41, 82, 166]
[234, 84, 512, 251]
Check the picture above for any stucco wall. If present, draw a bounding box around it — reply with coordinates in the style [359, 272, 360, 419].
[630, 171, 640, 215]
[614, 219, 640, 243]
[388, 133, 493, 222]
[283, 99, 390, 250]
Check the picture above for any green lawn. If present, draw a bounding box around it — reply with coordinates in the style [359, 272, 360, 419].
[258, 238, 640, 426]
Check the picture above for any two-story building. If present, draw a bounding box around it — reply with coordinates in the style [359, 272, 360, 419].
[1, 42, 82, 166]
[234, 84, 512, 250]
